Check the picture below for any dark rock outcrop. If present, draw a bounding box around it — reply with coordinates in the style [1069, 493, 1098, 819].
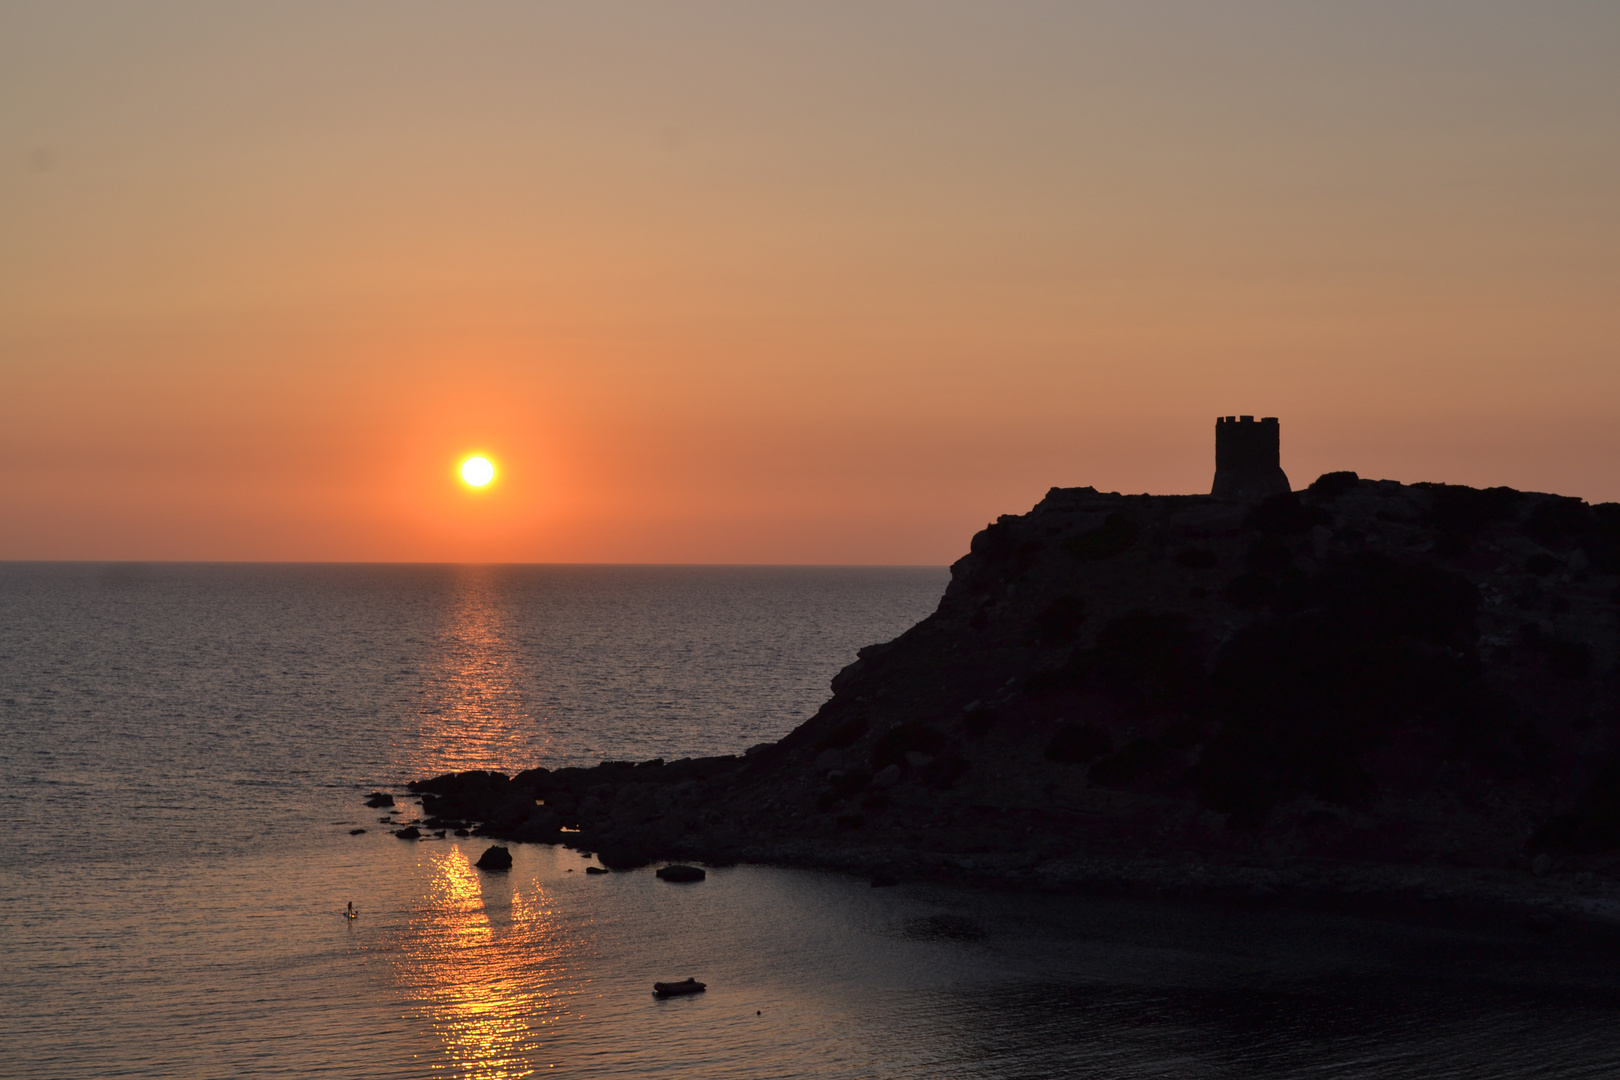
[364, 791, 395, 808]
[656, 864, 706, 883]
[475, 845, 513, 871]
[406, 475, 1620, 908]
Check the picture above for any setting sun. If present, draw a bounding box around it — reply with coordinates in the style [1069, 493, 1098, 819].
[460, 456, 495, 488]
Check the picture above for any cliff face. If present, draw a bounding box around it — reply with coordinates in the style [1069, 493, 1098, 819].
[410, 475, 1620, 893]
[772, 476, 1619, 868]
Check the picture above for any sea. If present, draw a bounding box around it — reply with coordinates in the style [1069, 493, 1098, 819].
[4, 562, 1620, 1079]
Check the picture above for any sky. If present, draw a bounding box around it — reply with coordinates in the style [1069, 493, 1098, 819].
[2, 2, 1617, 564]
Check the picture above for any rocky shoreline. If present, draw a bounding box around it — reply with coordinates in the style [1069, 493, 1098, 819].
[380, 473, 1620, 930]
[380, 763, 1620, 935]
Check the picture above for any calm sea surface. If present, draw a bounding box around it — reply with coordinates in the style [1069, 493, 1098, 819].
[4, 563, 1620, 1078]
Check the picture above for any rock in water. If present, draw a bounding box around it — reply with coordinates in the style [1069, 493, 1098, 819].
[656, 864, 706, 883]
[393, 826, 421, 840]
[364, 791, 395, 807]
[584, 865, 609, 875]
[476, 844, 513, 871]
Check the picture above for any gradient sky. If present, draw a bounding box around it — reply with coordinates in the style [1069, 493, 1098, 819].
[3, 2, 1617, 563]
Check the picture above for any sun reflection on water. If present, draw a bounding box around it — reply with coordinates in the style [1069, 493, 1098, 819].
[404, 568, 550, 778]
[390, 846, 579, 1078]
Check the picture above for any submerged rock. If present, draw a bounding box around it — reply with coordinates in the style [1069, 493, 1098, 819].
[655, 864, 706, 883]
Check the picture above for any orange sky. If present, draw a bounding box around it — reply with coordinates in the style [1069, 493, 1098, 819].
[3, 3, 1617, 563]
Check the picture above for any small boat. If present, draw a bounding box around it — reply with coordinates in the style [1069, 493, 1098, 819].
[652, 978, 706, 998]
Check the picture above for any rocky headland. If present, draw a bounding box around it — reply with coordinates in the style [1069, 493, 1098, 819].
[397, 468, 1620, 922]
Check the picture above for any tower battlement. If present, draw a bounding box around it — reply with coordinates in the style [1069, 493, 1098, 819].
[1212, 415, 1289, 501]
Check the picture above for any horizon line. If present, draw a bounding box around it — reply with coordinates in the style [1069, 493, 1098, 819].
[0, 559, 952, 570]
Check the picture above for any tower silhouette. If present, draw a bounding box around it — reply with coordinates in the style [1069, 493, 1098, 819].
[1212, 416, 1290, 501]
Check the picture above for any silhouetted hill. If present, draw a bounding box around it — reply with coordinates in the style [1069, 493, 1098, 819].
[407, 475, 1620, 912]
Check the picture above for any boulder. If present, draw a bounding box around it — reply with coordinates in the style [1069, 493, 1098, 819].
[364, 791, 395, 808]
[475, 845, 513, 871]
[512, 766, 552, 788]
[871, 764, 902, 789]
[394, 826, 421, 840]
[656, 864, 706, 883]
[584, 865, 609, 875]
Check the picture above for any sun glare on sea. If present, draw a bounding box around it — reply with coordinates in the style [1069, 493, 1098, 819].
[460, 456, 495, 488]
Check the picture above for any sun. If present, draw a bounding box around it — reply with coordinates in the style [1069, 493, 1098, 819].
[460, 456, 495, 487]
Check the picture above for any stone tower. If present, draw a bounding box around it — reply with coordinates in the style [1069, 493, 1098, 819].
[1212, 415, 1290, 501]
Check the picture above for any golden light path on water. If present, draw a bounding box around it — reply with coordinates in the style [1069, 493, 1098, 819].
[390, 845, 581, 1078]
[403, 567, 550, 778]
[387, 569, 578, 1075]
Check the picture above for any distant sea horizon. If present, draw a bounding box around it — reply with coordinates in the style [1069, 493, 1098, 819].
[3, 563, 946, 569]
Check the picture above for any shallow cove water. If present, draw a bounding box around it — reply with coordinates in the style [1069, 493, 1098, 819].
[4, 563, 1620, 1078]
